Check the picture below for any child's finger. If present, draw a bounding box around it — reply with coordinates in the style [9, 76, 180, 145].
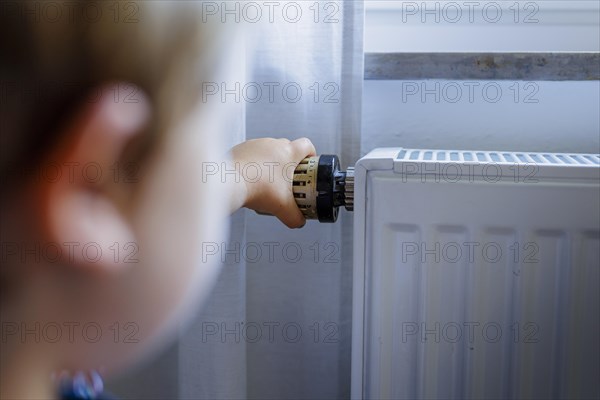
[274, 197, 307, 229]
[291, 137, 317, 159]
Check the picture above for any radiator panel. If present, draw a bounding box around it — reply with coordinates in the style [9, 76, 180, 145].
[352, 148, 600, 399]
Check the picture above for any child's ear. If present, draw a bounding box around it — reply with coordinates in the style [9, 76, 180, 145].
[36, 83, 151, 274]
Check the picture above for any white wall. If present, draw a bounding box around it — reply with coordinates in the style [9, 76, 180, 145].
[362, 1, 600, 155]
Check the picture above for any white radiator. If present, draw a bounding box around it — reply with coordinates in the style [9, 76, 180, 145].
[351, 148, 600, 400]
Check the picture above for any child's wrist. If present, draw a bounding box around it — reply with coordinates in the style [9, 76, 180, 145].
[224, 156, 251, 213]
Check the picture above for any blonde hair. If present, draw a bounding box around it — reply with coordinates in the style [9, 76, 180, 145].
[1, 1, 224, 189]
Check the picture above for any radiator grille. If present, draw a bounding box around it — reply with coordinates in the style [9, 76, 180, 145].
[397, 149, 600, 165]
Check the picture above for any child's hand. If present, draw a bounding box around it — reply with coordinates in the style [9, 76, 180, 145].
[229, 138, 316, 228]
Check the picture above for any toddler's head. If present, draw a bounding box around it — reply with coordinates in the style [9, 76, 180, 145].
[1, 2, 234, 397]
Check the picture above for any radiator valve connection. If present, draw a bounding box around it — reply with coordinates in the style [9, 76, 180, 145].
[292, 155, 354, 223]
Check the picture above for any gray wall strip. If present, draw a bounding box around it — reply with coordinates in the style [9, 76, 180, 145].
[365, 52, 600, 81]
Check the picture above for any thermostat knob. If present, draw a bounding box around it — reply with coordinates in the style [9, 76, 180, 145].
[292, 155, 354, 223]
